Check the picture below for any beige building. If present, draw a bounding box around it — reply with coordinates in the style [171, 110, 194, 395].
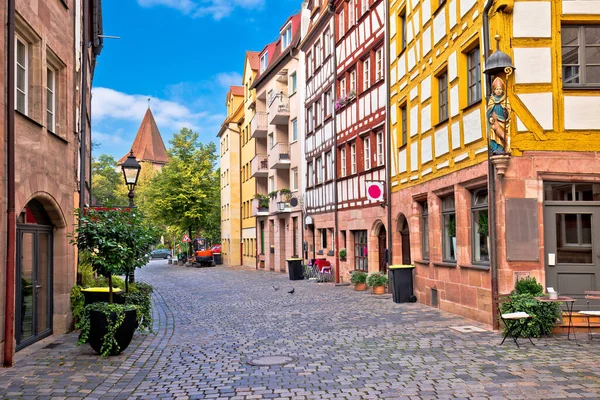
[218, 86, 244, 266]
[1, 0, 102, 364]
[252, 13, 305, 273]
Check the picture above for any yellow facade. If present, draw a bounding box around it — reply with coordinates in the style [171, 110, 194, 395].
[241, 54, 259, 268]
[219, 90, 244, 266]
[389, 0, 488, 191]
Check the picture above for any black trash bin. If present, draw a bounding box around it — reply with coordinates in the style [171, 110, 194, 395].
[286, 258, 304, 280]
[389, 265, 416, 303]
[213, 253, 223, 265]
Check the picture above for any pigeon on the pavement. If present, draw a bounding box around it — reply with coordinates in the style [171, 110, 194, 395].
[288, 288, 295, 294]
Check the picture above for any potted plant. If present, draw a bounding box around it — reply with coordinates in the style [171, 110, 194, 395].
[367, 271, 389, 295]
[279, 188, 292, 201]
[350, 270, 367, 291]
[339, 248, 347, 261]
[254, 193, 269, 211]
[72, 207, 157, 356]
[268, 190, 278, 199]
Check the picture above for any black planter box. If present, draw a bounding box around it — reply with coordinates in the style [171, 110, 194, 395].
[81, 288, 124, 305]
[88, 308, 138, 355]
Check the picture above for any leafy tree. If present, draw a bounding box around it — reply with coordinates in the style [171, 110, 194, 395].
[144, 128, 221, 243]
[115, 161, 160, 212]
[92, 154, 126, 205]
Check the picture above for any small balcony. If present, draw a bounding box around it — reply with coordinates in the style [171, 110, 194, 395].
[251, 112, 268, 138]
[268, 142, 291, 169]
[268, 92, 290, 125]
[270, 197, 291, 214]
[251, 154, 268, 178]
[252, 198, 269, 217]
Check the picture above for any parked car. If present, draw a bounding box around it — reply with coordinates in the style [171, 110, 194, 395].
[210, 244, 222, 253]
[150, 249, 172, 259]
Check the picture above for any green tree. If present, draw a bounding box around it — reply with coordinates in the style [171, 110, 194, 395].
[144, 128, 221, 243]
[92, 154, 126, 205]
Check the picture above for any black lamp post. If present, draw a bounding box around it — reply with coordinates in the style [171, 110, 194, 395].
[121, 150, 141, 208]
[121, 150, 141, 284]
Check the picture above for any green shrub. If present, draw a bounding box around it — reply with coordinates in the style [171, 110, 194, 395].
[366, 271, 389, 287]
[350, 270, 367, 284]
[70, 285, 85, 328]
[500, 277, 561, 338]
[92, 275, 126, 290]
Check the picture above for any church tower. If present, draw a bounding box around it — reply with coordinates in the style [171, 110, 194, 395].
[118, 107, 169, 171]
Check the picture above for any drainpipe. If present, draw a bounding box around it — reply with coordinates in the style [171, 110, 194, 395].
[80, 0, 89, 211]
[482, 0, 499, 330]
[3, 0, 16, 367]
[327, 3, 340, 283]
[385, 0, 393, 267]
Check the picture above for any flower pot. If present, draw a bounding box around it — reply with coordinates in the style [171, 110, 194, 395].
[81, 288, 125, 305]
[372, 285, 386, 295]
[354, 282, 367, 291]
[88, 308, 138, 356]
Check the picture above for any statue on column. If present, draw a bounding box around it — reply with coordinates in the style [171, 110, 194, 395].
[487, 77, 511, 155]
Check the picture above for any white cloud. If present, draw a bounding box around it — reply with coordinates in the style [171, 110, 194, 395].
[216, 72, 242, 88]
[92, 131, 128, 146]
[92, 87, 209, 132]
[137, 0, 265, 20]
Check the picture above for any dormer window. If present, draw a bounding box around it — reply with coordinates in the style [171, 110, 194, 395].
[260, 51, 268, 73]
[281, 24, 292, 49]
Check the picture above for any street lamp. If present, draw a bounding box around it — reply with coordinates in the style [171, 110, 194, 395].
[121, 150, 141, 208]
[121, 150, 141, 284]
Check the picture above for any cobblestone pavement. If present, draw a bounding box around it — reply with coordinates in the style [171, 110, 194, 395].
[2, 260, 600, 399]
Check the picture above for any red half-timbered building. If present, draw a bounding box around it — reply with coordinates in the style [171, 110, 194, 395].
[335, 0, 387, 279]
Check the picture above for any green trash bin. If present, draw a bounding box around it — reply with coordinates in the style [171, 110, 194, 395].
[389, 265, 416, 303]
[286, 258, 304, 280]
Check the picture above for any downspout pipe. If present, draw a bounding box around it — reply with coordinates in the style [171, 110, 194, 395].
[80, 0, 89, 211]
[3, 0, 16, 367]
[385, 0, 393, 267]
[328, 3, 340, 284]
[482, 0, 499, 330]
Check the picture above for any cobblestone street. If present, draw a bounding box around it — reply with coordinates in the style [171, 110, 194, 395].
[2, 260, 600, 399]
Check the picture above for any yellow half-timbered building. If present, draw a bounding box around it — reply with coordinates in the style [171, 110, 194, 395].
[389, 0, 600, 325]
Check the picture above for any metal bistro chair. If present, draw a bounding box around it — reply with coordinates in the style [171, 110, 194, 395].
[497, 295, 535, 347]
[579, 291, 600, 341]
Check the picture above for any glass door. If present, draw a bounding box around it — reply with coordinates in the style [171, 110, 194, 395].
[16, 227, 53, 350]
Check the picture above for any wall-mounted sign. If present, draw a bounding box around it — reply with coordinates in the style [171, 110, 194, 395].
[366, 181, 385, 202]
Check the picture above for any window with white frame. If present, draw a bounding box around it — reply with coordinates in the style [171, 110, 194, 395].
[307, 51, 313, 77]
[269, 176, 275, 193]
[363, 58, 370, 90]
[308, 106, 314, 132]
[316, 156, 323, 184]
[348, 0, 355, 26]
[363, 137, 371, 170]
[340, 77, 347, 98]
[281, 24, 292, 49]
[15, 36, 28, 114]
[339, 9, 345, 35]
[376, 131, 384, 166]
[289, 72, 297, 95]
[438, 71, 448, 122]
[269, 133, 274, 149]
[291, 118, 298, 142]
[351, 142, 357, 174]
[46, 67, 55, 132]
[308, 162, 314, 186]
[340, 147, 347, 177]
[324, 28, 331, 56]
[315, 40, 322, 66]
[324, 89, 331, 116]
[362, 0, 368, 14]
[350, 70, 356, 93]
[467, 47, 481, 104]
[326, 151, 333, 181]
[292, 167, 298, 191]
[315, 99, 322, 126]
[260, 51, 268, 73]
[562, 25, 600, 86]
[376, 47, 384, 81]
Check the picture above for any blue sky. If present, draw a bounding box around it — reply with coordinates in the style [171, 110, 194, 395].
[91, 0, 301, 160]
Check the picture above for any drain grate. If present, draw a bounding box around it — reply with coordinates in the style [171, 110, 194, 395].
[247, 355, 295, 366]
[43, 342, 63, 349]
[449, 325, 487, 333]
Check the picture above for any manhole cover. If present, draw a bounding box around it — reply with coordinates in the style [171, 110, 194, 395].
[450, 325, 487, 333]
[247, 355, 295, 366]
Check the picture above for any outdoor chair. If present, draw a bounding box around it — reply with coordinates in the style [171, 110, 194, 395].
[496, 295, 535, 347]
[579, 291, 600, 341]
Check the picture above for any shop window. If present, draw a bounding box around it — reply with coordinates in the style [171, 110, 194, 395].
[354, 230, 368, 271]
[472, 189, 489, 264]
[442, 195, 456, 262]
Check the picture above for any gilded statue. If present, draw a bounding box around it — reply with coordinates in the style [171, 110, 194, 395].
[487, 77, 511, 154]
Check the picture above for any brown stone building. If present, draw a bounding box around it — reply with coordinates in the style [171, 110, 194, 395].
[0, 0, 103, 365]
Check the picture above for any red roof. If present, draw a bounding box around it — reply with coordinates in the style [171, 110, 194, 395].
[230, 86, 244, 96]
[118, 108, 168, 166]
[247, 51, 260, 71]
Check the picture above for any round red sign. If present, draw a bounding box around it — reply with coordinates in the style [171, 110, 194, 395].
[367, 184, 383, 199]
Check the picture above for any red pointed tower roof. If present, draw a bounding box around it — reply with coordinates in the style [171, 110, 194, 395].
[118, 108, 168, 166]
